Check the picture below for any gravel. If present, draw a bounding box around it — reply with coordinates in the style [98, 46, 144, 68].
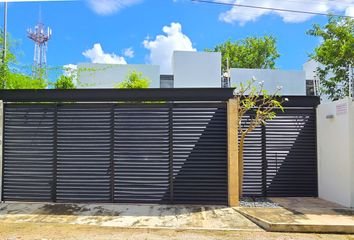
[240, 197, 280, 208]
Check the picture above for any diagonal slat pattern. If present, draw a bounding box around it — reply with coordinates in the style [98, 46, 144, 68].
[172, 105, 228, 204]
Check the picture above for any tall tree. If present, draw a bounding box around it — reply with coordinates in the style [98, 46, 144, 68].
[116, 71, 150, 89]
[308, 16, 354, 100]
[206, 36, 280, 72]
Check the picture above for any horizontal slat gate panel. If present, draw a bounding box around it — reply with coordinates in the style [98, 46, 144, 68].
[241, 115, 263, 197]
[3, 103, 317, 203]
[3, 105, 55, 201]
[172, 105, 228, 204]
[265, 109, 317, 197]
[114, 106, 170, 203]
[56, 105, 112, 202]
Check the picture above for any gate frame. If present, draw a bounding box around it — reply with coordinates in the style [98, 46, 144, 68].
[0, 100, 3, 202]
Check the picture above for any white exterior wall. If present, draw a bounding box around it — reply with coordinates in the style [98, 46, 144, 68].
[351, 102, 354, 207]
[172, 51, 222, 88]
[230, 68, 306, 95]
[317, 98, 354, 207]
[77, 63, 160, 88]
[303, 59, 320, 80]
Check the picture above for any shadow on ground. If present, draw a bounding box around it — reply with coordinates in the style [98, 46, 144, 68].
[0, 202, 261, 231]
[0, 202, 227, 217]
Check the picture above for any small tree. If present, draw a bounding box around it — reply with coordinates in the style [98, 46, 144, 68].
[116, 71, 150, 89]
[54, 75, 76, 89]
[235, 79, 287, 196]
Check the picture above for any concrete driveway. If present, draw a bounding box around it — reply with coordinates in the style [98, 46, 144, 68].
[0, 202, 260, 231]
[238, 198, 354, 234]
[0, 202, 353, 240]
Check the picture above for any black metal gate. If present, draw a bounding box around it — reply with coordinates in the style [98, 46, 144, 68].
[2, 102, 228, 204]
[1, 88, 320, 203]
[242, 107, 318, 197]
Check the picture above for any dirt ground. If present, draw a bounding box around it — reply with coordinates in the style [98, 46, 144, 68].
[0, 222, 353, 240]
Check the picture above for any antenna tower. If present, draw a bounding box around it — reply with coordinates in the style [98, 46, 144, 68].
[27, 8, 52, 79]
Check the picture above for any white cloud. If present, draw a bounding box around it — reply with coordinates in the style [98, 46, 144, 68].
[86, 0, 142, 15]
[218, 0, 354, 25]
[143, 22, 196, 74]
[123, 47, 134, 58]
[83, 43, 127, 64]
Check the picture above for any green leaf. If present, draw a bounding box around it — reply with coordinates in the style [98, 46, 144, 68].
[116, 70, 150, 89]
[205, 36, 280, 73]
[54, 75, 76, 89]
[307, 16, 354, 100]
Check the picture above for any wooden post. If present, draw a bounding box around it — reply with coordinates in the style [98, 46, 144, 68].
[227, 99, 239, 207]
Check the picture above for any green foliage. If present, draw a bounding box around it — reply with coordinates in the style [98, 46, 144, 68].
[32, 66, 48, 81]
[116, 71, 150, 89]
[0, 63, 8, 89]
[54, 75, 76, 89]
[0, 29, 19, 64]
[0, 29, 47, 89]
[307, 16, 354, 100]
[236, 79, 285, 132]
[6, 72, 47, 89]
[206, 36, 280, 72]
[0, 29, 18, 89]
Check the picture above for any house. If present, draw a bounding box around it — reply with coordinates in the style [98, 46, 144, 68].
[77, 51, 315, 97]
[171, 51, 221, 88]
[77, 63, 160, 88]
[303, 59, 321, 96]
[230, 68, 306, 96]
[77, 51, 222, 89]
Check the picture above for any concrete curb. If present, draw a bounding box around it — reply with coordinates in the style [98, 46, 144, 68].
[237, 209, 354, 234]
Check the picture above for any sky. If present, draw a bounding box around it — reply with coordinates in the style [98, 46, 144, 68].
[1, 0, 354, 77]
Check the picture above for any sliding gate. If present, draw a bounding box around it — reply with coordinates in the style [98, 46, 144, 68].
[2, 103, 228, 204]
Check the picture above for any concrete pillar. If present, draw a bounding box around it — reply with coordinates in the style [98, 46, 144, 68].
[227, 99, 239, 207]
[317, 98, 354, 207]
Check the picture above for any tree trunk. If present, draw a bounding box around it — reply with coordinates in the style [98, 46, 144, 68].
[238, 137, 245, 198]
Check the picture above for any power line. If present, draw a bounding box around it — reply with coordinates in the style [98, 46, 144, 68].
[327, 0, 353, 2]
[191, 0, 354, 19]
[279, 0, 354, 8]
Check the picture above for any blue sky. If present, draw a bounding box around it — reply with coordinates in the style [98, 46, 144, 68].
[2, 0, 353, 76]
